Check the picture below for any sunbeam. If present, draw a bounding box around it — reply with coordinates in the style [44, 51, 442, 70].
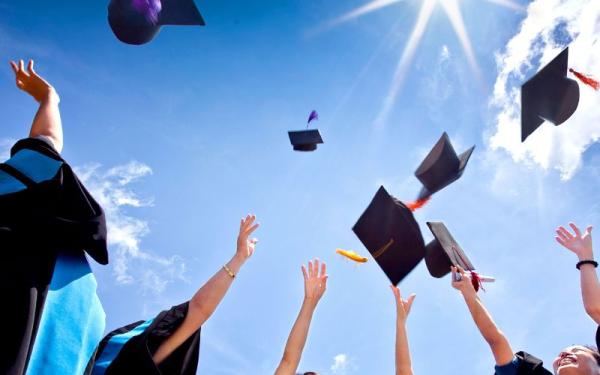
[307, 0, 404, 37]
[374, 0, 437, 128]
[439, 0, 483, 84]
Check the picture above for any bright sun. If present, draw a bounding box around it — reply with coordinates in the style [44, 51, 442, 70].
[311, 0, 523, 126]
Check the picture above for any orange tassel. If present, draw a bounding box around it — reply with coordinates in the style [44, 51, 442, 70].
[405, 196, 431, 212]
[569, 68, 599, 91]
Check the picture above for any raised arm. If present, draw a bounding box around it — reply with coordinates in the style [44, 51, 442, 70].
[391, 285, 415, 375]
[452, 266, 514, 366]
[152, 214, 260, 365]
[274, 259, 327, 375]
[555, 223, 600, 324]
[10, 60, 63, 152]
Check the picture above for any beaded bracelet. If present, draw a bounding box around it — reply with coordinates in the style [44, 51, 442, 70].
[576, 260, 598, 270]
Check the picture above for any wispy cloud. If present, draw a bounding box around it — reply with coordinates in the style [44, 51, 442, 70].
[77, 161, 188, 294]
[488, 0, 600, 180]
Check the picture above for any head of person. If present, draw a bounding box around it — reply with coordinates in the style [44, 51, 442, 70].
[553, 345, 600, 374]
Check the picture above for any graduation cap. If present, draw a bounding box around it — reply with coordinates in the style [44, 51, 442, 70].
[521, 48, 580, 142]
[424, 221, 475, 278]
[352, 186, 426, 285]
[413, 132, 475, 201]
[288, 129, 324, 151]
[424, 221, 493, 291]
[108, 0, 205, 45]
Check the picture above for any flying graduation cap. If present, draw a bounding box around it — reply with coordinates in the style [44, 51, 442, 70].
[412, 132, 475, 203]
[288, 110, 324, 152]
[352, 186, 426, 285]
[424, 221, 493, 291]
[521, 47, 599, 142]
[108, 0, 205, 45]
[352, 187, 492, 287]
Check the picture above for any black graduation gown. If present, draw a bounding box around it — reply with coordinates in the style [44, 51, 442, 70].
[0, 138, 108, 375]
[87, 302, 201, 375]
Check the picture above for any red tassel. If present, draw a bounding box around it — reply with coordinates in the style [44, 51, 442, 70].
[470, 271, 485, 292]
[569, 68, 600, 91]
[405, 196, 431, 212]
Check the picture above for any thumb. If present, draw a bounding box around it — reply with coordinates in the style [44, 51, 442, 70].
[586, 225, 593, 235]
[405, 293, 416, 314]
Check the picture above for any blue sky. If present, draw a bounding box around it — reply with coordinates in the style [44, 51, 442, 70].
[1, 0, 600, 373]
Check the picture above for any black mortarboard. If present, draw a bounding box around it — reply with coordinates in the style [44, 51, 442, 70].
[414, 132, 475, 200]
[288, 129, 324, 152]
[352, 186, 425, 285]
[108, 0, 205, 45]
[424, 221, 474, 278]
[521, 47, 580, 142]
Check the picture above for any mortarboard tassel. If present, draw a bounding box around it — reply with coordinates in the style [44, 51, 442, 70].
[569, 68, 599, 91]
[405, 196, 431, 212]
[470, 271, 484, 292]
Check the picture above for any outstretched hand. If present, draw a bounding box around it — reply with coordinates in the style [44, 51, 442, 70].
[555, 222, 593, 260]
[301, 259, 327, 306]
[236, 214, 259, 260]
[391, 285, 415, 324]
[9, 60, 58, 103]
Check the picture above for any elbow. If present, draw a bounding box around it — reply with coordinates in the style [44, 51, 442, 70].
[486, 330, 508, 348]
[188, 297, 210, 326]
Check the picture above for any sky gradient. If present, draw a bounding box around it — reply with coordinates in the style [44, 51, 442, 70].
[1, 0, 600, 374]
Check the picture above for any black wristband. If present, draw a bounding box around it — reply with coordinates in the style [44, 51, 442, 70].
[576, 260, 599, 270]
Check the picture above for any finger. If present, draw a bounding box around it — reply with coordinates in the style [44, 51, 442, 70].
[245, 223, 260, 235]
[558, 226, 573, 240]
[239, 218, 244, 231]
[569, 223, 581, 237]
[586, 225, 593, 236]
[27, 60, 34, 74]
[314, 259, 320, 277]
[301, 265, 308, 280]
[556, 230, 569, 242]
[321, 261, 326, 278]
[405, 294, 416, 314]
[555, 236, 567, 247]
[19, 59, 24, 72]
[390, 285, 400, 301]
[456, 265, 466, 275]
[9, 61, 18, 74]
[308, 260, 314, 278]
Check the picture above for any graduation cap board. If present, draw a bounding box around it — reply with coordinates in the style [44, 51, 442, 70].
[108, 0, 205, 45]
[521, 47, 580, 142]
[288, 129, 323, 152]
[352, 186, 426, 285]
[414, 132, 475, 201]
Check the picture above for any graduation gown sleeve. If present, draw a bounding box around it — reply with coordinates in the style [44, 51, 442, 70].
[89, 302, 201, 375]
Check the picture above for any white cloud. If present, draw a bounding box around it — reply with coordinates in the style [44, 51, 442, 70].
[488, 0, 600, 180]
[77, 161, 188, 294]
[330, 353, 357, 375]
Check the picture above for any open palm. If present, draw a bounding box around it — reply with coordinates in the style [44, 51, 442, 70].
[556, 222, 593, 259]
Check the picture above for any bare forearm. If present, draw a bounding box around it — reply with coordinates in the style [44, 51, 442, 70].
[462, 293, 513, 364]
[579, 257, 600, 323]
[187, 253, 245, 325]
[275, 300, 317, 375]
[29, 91, 63, 152]
[153, 254, 246, 365]
[395, 321, 413, 375]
